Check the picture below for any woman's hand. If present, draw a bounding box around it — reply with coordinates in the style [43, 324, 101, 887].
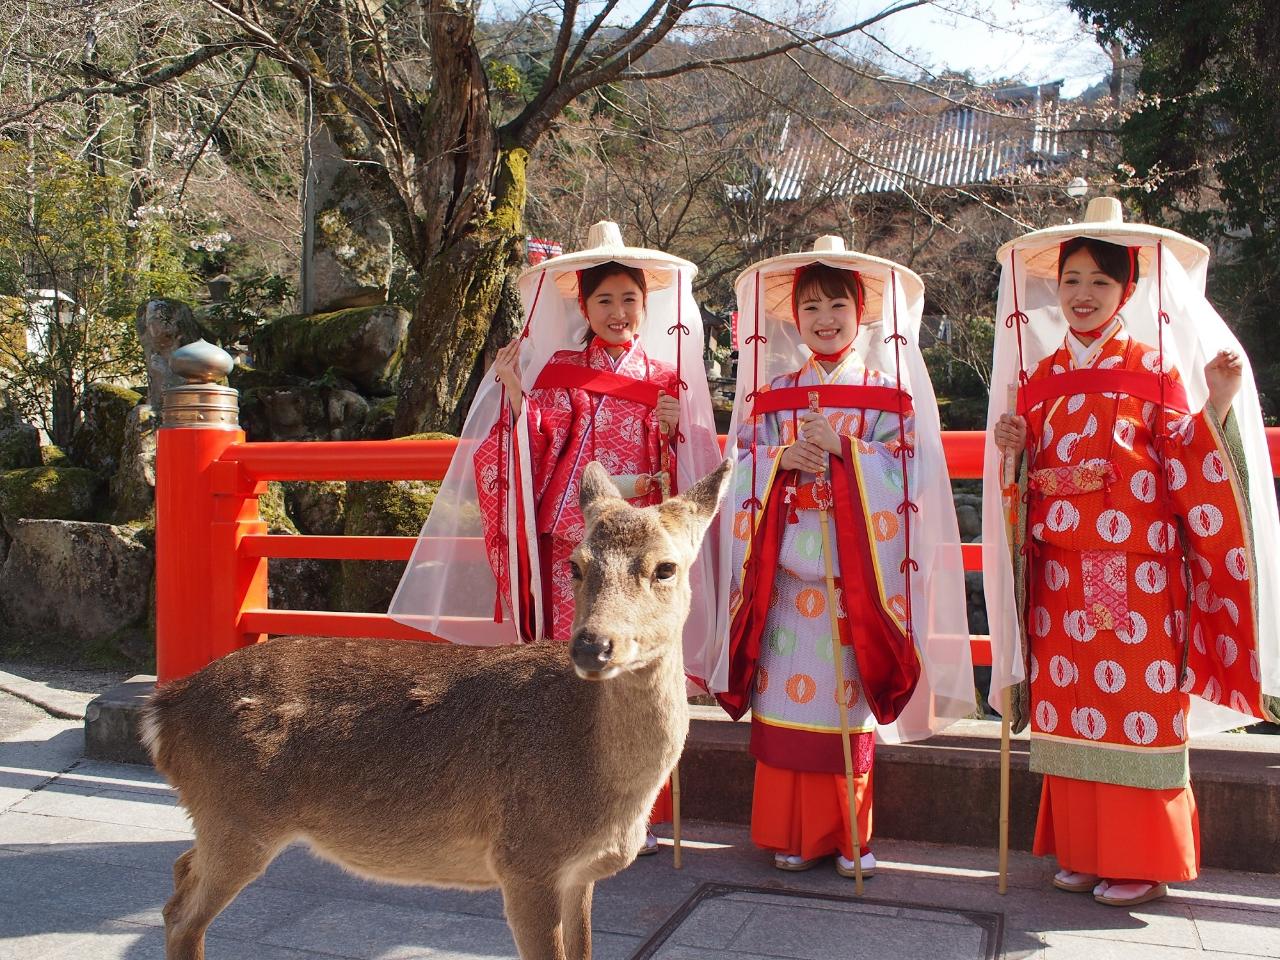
[799, 411, 841, 455]
[1205, 349, 1243, 423]
[656, 390, 680, 436]
[779, 440, 828, 474]
[993, 414, 1028, 459]
[493, 340, 523, 414]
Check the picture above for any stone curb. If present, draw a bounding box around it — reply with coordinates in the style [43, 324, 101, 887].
[0, 670, 95, 721]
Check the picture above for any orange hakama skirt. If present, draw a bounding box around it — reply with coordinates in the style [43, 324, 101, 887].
[1033, 773, 1199, 882]
[751, 759, 873, 859]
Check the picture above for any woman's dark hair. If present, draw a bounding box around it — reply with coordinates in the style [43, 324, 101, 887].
[1057, 237, 1139, 287]
[792, 264, 865, 319]
[578, 261, 648, 343]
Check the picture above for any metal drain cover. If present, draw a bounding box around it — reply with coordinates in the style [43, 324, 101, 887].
[630, 883, 1002, 960]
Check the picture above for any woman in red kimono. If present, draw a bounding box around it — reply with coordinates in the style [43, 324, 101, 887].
[391, 221, 723, 856]
[984, 198, 1280, 906]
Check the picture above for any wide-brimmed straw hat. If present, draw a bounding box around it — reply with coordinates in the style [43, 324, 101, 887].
[519, 221, 696, 297]
[735, 235, 923, 324]
[997, 196, 1209, 280]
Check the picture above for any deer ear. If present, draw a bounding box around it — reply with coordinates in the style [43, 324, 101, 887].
[579, 462, 623, 517]
[660, 458, 732, 550]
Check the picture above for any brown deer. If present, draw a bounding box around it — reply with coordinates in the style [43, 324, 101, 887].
[143, 458, 731, 960]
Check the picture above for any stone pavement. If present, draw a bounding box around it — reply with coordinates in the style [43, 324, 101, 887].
[2, 704, 1278, 960]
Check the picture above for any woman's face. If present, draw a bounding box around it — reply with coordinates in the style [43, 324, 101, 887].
[1057, 248, 1131, 334]
[583, 273, 645, 345]
[796, 285, 859, 355]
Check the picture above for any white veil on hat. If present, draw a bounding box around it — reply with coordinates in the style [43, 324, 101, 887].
[389, 222, 724, 685]
[709, 236, 975, 740]
[981, 197, 1280, 733]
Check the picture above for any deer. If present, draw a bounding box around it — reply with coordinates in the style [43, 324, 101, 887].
[142, 458, 731, 960]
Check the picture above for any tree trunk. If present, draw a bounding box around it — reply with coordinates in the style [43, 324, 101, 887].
[392, 147, 529, 435]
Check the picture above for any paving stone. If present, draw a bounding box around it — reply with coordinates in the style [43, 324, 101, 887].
[11, 782, 190, 832]
[667, 897, 758, 948]
[1192, 905, 1280, 957]
[1038, 932, 1266, 958]
[0, 810, 90, 846]
[1006, 897, 1202, 950]
[0, 899, 101, 960]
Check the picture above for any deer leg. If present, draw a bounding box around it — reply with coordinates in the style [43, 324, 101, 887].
[163, 832, 276, 960]
[500, 876, 566, 960]
[560, 880, 593, 960]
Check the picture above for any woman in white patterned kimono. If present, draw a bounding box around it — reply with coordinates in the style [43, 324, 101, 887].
[714, 237, 973, 878]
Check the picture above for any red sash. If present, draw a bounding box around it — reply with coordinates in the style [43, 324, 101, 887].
[533, 363, 660, 407]
[1017, 369, 1189, 416]
[751, 385, 912, 418]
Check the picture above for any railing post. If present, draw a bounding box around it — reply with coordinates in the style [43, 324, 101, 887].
[155, 341, 267, 683]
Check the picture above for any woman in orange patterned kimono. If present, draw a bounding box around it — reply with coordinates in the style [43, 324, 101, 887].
[992, 225, 1277, 906]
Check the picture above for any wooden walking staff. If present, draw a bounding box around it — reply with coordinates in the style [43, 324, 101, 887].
[809, 390, 865, 895]
[657, 416, 684, 869]
[997, 382, 1019, 895]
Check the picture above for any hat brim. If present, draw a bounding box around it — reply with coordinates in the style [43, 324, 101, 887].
[998, 222, 1208, 280]
[735, 250, 923, 324]
[519, 247, 697, 298]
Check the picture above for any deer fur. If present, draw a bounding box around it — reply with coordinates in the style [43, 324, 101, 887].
[143, 458, 731, 960]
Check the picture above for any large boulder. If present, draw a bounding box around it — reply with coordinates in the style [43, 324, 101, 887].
[0, 392, 40, 470]
[109, 404, 157, 523]
[0, 519, 152, 657]
[250, 304, 408, 396]
[0, 466, 99, 522]
[69, 383, 142, 475]
[136, 299, 203, 411]
[238, 380, 370, 441]
[953, 492, 983, 543]
[281, 480, 347, 536]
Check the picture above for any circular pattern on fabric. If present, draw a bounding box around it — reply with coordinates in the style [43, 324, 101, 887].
[1045, 500, 1080, 533]
[1192, 622, 1207, 655]
[1164, 610, 1186, 641]
[1251, 650, 1261, 683]
[1202, 676, 1222, 704]
[1215, 634, 1239, 668]
[1165, 457, 1188, 492]
[1179, 666, 1197, 694]
[1226, 547, 1250, 581]
[1116, 611, 1148, 645]
[1063, 610, 1097, 644]
[1072, 706, 1107, 740]
[1067, 393, 1086, 415]
[1229, 689, 1252, 714]
[1135, 560, 1168, 594]
[1056, 432, 1081, 463]
[1033, 606, 1051, 638]
[887, 593, 908, 621]
[1145, 659, 1177, 694]
[1094, 659, 1127, 694]
[1114, 419, 1137, 450]
[1049, 655, 1076, 688]
[793, 529, 823, 562]
[1131, 469, 1158, 503]
[796, 588, 825, 619]
[834, 678, 859, 709]
[1147, 520, 1176, 553]
[770, 627, 797, 656]
[815, 634, 835, 664]
[1035, 700, 1058, 732]
[1186, 503, 1224, 538]
[756, 667, 769, 695]
[1082, 413, 1099, 438]
[786, 673, 816, 704]
[1123, 710, 1158, 745]
[1029, 653, 1040, 683]
[1044, 560, 1068, 592]
[733, 510, 752, 542]
[871, 510, 900, 542]
[1202, 451, 1228, 483]
[1172, 708, 1186, 741]
[1097, 509, 1132, 544]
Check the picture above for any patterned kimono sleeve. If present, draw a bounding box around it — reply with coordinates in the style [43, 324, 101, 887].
[522, 388, 572, 503]
[1163, 397, 1269, 720]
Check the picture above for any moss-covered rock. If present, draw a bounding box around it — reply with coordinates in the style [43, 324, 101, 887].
[282, 480, 346, 536]
[0, 395, 40, 470]
[333, 432, 451, 613]
[108, 404, 157, 524]
[239, 381, 370, 442]
[69, 382, 142, 475]
[0, 466, 99, 521]
[39, 445, 69, 466]
[257, 481, 299, 535]
[250, 304, 408, 395]
[362, 395, 397, 440]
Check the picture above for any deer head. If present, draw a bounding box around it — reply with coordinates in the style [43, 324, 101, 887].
[568, 459, 731, 680]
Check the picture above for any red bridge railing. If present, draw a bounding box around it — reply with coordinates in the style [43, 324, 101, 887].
[155, 425, 1280, 684]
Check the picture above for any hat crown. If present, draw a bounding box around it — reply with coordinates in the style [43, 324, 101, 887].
[1084, 197, 1124, 224]
[812, 235, 846, 254]
[585, 221, 625, 249]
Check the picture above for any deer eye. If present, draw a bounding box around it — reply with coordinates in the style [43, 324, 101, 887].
[569, 560, 583, 581]
[654, 561, 678, 583]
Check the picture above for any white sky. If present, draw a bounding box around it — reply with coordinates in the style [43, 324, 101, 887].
[854, 0, 1112, 97]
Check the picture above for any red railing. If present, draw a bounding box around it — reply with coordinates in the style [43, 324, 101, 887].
[155, 428, 1280, 684]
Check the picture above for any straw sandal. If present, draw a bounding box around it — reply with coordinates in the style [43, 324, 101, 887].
[773, 853, 820, 872]
[636, 830, 660, 857]
[1052, 869, 1101, 893]
[835, 852, 877, 878]
[1094, 881, 1168, 906]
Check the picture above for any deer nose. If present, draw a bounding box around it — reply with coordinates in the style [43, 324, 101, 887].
[570, 631, 614, 673]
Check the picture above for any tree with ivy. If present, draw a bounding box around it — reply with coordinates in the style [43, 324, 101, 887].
[1068, 0, 1280, 412]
